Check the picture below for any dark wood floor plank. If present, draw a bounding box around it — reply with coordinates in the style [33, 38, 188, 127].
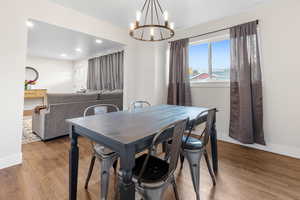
[0, 137, 299, 200]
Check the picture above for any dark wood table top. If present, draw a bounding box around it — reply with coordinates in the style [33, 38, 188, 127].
[67, 104, 208, 146]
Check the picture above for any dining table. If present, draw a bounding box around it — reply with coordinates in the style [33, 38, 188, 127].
[67, 104, 218, 200]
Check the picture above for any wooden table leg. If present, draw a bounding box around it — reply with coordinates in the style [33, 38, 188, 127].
[210, 115, 218, 174]
[118, 147, 135, 200]
[69, 126, 79, 200]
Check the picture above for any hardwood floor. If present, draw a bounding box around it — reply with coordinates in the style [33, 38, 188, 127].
[0, 137, 299, 200]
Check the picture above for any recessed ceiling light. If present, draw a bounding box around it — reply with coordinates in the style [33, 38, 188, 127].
[61, 54, 67, 57]
[75, 48, 82, 52]
[26, 21, 34, 28]
[95, 39, 103, 44]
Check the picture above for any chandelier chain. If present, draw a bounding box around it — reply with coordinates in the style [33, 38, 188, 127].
[153, 0, 163, 39]
[141, 0, 151, 39]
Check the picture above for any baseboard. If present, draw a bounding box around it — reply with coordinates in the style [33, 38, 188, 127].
[218, 133, 300, 159]
[0, 153, 22, 170]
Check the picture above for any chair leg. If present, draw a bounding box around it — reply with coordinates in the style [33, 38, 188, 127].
[112, 160, 118, 173]
[180, 152, 185, 170]
[85, 155, 96, 189]
[100, 157, 115, 200]
[171, 177, 180, 200]
[204, 150, 216, 186]
[184, 150, 202, 200]
[162, 141, 167, 153]
[164, 143, 171, 161]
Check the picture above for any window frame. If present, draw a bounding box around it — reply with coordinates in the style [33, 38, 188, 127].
[189, 34, 230, 85]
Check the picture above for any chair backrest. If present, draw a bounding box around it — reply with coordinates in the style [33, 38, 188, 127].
[83, 104, 120, 148]
[83, 104, 119, 117]
[137, 118, 188, 184]
[129, 100, 151, 111]
[168, 119, 188, 175]
[185, 108, 216, 147]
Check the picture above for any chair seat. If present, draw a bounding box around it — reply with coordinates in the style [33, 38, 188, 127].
[94, 143, 116, 156]
[182, 135, 204, 150]
[133, 154, 169, 183]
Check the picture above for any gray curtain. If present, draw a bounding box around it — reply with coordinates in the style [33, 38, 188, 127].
[87, 51, 124, 90]
[167, 39, 192, 106]
[229, 21, 265, 145]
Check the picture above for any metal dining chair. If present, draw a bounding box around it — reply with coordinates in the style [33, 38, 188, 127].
[180, 108, 217, 200]
[83, 104, 120, 200]
[130, 100, 151, 111]
[130, 100, 161, 156]
[131, 118, 188, 200]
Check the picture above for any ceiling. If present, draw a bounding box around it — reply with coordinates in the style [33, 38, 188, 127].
[49, 0, 270, 29]
[27, 20, 124, 61]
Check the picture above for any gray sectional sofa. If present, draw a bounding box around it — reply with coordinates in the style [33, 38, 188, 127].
[32, 91, 123, 140]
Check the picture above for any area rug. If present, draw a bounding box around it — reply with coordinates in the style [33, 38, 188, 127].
[23, 116, 41, 144]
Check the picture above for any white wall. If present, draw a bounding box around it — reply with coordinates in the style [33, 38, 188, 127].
[190, 83, 230, 139]
[24, 56, 74, 110]
[170, 0, 300, 158]
[0, 0, 27, 169]
[133, 42, 169, 106]
[0, 0, 155, 169]
[26, 56, 74, 92]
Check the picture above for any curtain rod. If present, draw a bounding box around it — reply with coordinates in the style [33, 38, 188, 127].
[168, 20, 259, 43]
[89, 49, 124, 60]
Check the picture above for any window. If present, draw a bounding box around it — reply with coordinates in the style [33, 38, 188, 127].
[189, 38, 230, 82]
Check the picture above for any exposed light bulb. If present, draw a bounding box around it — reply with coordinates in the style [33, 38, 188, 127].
[170, 22, 175, 30]
[75, 48, 82, 52]
[130, 23, 135, 30]
[150, 28, 154, 36]
[61, 54, 67, 57]
[136, 11, 142, 22]
[164, 11, 168, 21]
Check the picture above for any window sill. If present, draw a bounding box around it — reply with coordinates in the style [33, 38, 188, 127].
[190, 81, 230, 88]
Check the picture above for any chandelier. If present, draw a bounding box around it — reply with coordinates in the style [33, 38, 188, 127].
[129, 0, 175, 42]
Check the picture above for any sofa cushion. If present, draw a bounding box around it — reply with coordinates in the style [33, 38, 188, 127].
[47, 93, 99, 105]
[99, 90, 123, 100]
